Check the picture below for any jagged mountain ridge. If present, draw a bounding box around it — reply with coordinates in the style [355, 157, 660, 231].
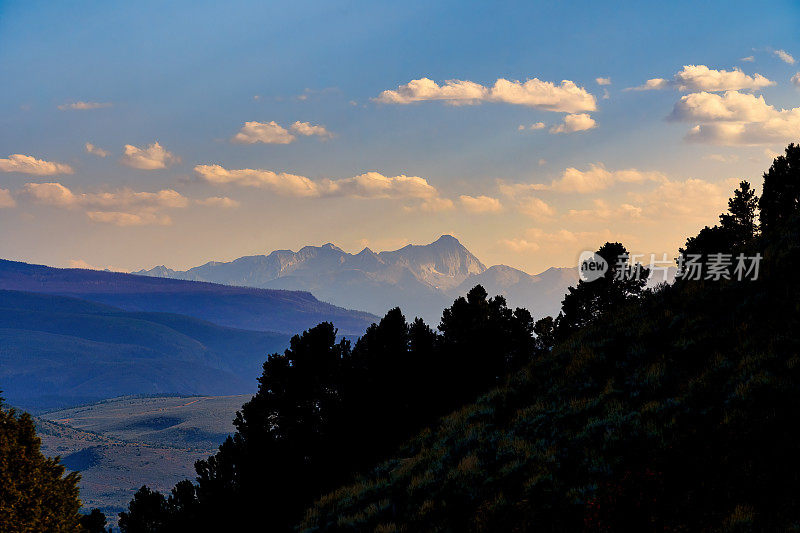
[135, 235, 578, 323]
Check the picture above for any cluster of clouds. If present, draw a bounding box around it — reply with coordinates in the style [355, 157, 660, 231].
[627, 63, 799, 145]
[375, 77, 597, 112]
[232, 120, 333, 144]
[376, 76, 599, 134]
[3, 181, 238, 226]
[0, 154, 74, 176]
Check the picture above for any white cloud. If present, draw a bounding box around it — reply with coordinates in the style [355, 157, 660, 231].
[519, 122, 546, 131]
[792, 73, 800, 87]
[741, 56, 755, 62]
[459, 195, 502, 213]
[232, 120, 333, 144]
[518, 196, 556, 220]
[626, 65, 773, 93]
[20, 182, 195, 226]
[596, 77, 612, 86]
[194, 165, 442, 203]
[549, 113, 597, 133]
[532, 164, 665, 193]
[232, 121, 295, 144]
[194, 165, 318, 195]
[670, 91, 774, 122]
[704, 153, 739, 163]
[628, 177, 737, 221]
[567, 198, 643, 220]
[195, 196, 240, 208]
[291, 121, 333, 139]
[499, 238, 540, 253]
[85, 142, 109, 157]
[674, 65, 773, 92]
[22, 182, 189, 210]
[522, 227, 627, 250]
[671, 91, 800, 145]
[374, 77, 596, 113]
[0, 154, 74, 175]
[0, 188, 16, 208]
[86, 211, 172, 226]
[58, 101, 112, 110]
[415, 197, 455, 212]
[120, 142, 178, 170]
[626, 78, 670, 91]
[774, 49, 795, 65]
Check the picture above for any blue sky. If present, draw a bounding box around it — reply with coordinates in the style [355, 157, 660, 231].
[1, 0, 799, 272]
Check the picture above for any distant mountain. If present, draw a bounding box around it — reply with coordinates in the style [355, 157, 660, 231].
[0, 258, 376, 336]
[448, 265, 580, 320]
[135, 235, 577, 323]
[0, 289, 290, 410]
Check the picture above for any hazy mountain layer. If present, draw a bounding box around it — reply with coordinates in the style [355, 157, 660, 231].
[136, 235, 579, 323]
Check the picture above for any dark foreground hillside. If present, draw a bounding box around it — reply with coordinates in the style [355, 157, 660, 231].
[300, 183, 800, 527]
[0, 259, 377, 335]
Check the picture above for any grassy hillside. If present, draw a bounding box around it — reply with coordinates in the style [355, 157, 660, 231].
[0, 290, 288, 410]
[0, 259, 377, 335]
[299, 228, 800, 530]
[35, 395, 246, 526]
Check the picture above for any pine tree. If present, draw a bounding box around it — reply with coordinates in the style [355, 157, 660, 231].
[0, 396, 83, 532]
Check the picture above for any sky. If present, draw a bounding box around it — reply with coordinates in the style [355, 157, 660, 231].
[1, 0, 799, 274]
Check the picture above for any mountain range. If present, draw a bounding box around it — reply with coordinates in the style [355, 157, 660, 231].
[135, 235, 581, 324]
[0, 258, 376, 335]
[0, 258, 377, 409]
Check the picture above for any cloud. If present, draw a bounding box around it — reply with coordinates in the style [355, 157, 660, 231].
[415, 197, 455, 212]
[519, 122, 546, 131]
[704, 153, 739, 163]
[626, 65, 773, 92]
[675, 65, 775, 91]
[792, 73, 800, 87]
[774, 49, 795, 65]
[673, 65, 773, 92]
[521, 227, 627, 250]
[58, 101, 112, 110]
[626, 78, 670, 91]
[374, 77, 596, 113]
[518, 196, 556, 220]
[0, 154, 74, 175]
[499, 238, 540, 253]
[120, 142, 178, 170]
[20, 182, 194, 226]
[194, 165, 442, 202]
[459, 195, 502, 213]
[22, 182, 189, 209]
[195, 196, 240, 208]
[628, 177, 737, 221]
[549, 113, 597, 133]
[86, 211, 172, 226]
[0, 188, 16, 208]
[232, 121, 295, 144]
[532, 164, 666, 193]
[291, 121, 333, 139]
[741, 56, 755, 62]
[85, 142, 109, 157]
[566, 198, 643, 220]
[596, 77, 612, 86]
[671, 91, 800, 145]
[231, 121, 332, 144]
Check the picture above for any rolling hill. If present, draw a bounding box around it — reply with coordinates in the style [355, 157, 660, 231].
[0, 258, 377, 335]
[0, 290, 289, 410]
[35, 395, 247, 526]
